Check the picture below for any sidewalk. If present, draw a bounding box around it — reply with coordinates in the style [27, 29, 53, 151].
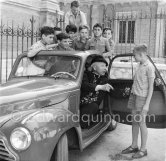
[70, 123, 166, 161]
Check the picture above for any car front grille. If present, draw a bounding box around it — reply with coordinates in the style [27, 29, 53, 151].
[0, 139, 16, 161]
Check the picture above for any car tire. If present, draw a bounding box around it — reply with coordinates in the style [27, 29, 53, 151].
[52, 133, 68, 161]
[107, 119, 117, 131]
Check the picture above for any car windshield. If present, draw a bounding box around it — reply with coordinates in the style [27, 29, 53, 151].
[14, 55, 81, 80]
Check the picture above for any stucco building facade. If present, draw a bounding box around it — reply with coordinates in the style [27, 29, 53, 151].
[60, 0, 166, 57]
[1, 0, 166, 57]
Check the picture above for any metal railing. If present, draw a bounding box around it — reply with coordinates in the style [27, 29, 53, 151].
[102, 10, 166, 58]
[0, 16, 40, 83]
[1, 10, 166, 84]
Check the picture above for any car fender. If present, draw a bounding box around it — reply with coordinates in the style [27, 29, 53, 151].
[1, 105, 82, 161]
[13, 107, 80, 161]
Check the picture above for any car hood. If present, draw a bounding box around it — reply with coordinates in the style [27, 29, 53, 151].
[0, 110, 37, 128]
[0, 78, 78, 115]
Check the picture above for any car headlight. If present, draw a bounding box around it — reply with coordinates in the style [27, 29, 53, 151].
[10, 127, 31, 151]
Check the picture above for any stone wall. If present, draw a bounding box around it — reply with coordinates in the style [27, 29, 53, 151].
[112, 1, 158, 56]
[60, 0, 166, 57]
[0, 0, 64, 59]
[1, 0, 40, 29]
[1, 0, 166, 57]
[1, 0, 63, 29]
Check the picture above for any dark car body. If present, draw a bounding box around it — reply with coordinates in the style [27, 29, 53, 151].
[0, 50, 165, 161]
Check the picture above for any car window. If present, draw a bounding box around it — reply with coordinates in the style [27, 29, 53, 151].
[15, 55, 81, 80]
[109, 56, 137, 80]
[109, 55, 166, 84]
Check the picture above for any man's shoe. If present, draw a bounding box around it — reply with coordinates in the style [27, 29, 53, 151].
[132, 150, 147, 159]
[121, 146, 139, 154]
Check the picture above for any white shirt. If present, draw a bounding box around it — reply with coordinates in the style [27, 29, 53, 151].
[27, 40, 48, 57]
[131, 60, 155, 97]
[64, 10, 87, 28]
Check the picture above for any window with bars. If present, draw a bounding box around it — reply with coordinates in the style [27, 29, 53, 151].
[119, 21, 135, 44]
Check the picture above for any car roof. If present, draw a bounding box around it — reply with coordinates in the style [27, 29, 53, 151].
[20, 50, 136, 63]
[22, 50, 101, 60]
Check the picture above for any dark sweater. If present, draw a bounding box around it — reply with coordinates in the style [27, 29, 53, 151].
[80, 70, 109, 105]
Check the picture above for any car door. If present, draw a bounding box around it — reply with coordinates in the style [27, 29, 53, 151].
[107, 54, 166, 128]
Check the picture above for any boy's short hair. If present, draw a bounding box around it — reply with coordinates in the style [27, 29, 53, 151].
[78, 25, 89, 32]
[93, 23, 102, 30]
[56, 32, 70, 41]
[53, 27, 62, 31]
[133, 44, 148, 54]
[65, 24, 77, 33]
[103, 27, 113, 34]
[71, 1, 79, 7]
[40, 26, 54, 36]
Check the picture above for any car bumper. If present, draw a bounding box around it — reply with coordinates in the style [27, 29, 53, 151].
[0, 134, 19, 161]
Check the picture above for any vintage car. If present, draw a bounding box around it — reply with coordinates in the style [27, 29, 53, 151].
[0, 50, 165, 161]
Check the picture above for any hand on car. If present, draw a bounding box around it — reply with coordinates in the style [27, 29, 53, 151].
[103, 83, 114, 92]
[155, 78, 162, 86]
[96, 83, 114, 92]
[45, 62, 52, 71]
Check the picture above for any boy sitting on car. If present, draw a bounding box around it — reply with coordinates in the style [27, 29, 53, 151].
[26, 26, 56, 76]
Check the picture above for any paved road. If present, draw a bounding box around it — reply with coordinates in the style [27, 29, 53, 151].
[70, 123, 166, 161]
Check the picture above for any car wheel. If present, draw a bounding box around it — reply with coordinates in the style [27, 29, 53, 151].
[52, 133, 68, 161]
[107, 119, 117, 131]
